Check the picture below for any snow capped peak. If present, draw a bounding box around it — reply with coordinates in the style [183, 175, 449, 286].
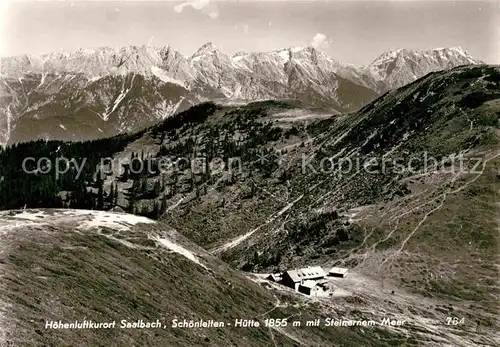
[158, 44, 172, 52]
[232, 51, 251, 63]
[290, 46, 305, 53]
[231, 46, 323, 66]
[192, 42, 218, 57]
[233, 51, 247, 57]
[369, 48, 406, 65]
[370, 47, 480, 66]
[435, 46, 467, 54]
[276, 49, 292, 63]
[362, 47, 484, 92]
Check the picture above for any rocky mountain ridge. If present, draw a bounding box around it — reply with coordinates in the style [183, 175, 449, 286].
[1, 44, 481, 92]
[0, 44, 482, 145]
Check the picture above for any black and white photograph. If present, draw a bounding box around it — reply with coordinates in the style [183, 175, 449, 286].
[0, 0, 498, 346]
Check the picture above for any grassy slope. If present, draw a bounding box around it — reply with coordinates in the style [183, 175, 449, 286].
[0, 210, 413, 347]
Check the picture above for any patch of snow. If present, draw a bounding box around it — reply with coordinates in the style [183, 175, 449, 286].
[232, 55, 244, 63]
[0, 210, 51, 233]
[64, 210, 155, 231]
[150, 66, 187, 89]
[57, 74, 76, 92]
[36, 72, 48, 90]
[361, 129, 378, 147]
[419, 90, 435, 103]
[229, 84, 243, 99]
[89, 76, 102, 82]
[220, 86, 233, 98]
[190, 55, 202, 63]
[102, 75, 135, 121]
[273, 112, 333, 123]
[6, 210, 46, 221]
[235, 62, 253, 73]
[214, 194, 304, 253]
[277, 50, 290, 63]
[155, 236, 207, 269]
[5, 105, 12, 142]
[156, 97, 185, 120]
[166, 197, 184, 211]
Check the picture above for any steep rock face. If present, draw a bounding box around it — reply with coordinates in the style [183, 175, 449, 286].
[229, 46, 369, 109]
[0, 72, 194, 144]
[188, 42, 251, 98]
[0, 44, 481, 144]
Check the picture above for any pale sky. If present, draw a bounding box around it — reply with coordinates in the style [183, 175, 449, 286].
[1, 0, 498, 65]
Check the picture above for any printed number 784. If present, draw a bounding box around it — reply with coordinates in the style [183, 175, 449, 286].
[446, 317, 465, 325]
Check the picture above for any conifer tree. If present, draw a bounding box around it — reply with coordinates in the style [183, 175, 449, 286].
[97, 183, 104, 209]
[109, 182, 115, 205]
[160, 195, 167, 213]
[114, 183, 119, 206]
[153, 180, 161, 197]
[140, 177, 148, 194]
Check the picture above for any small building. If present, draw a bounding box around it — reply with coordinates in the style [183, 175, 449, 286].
[298, 280, 321, 296]
[282, 266, 327, 290]
[328, 267, 348, 278]
[266, 273, 282, 282]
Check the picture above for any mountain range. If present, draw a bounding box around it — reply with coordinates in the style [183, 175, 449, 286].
[0, 44, 482, 145]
